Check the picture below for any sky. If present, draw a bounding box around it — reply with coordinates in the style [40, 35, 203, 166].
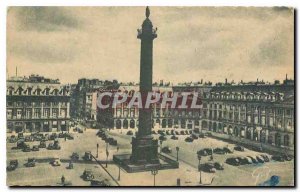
[7, 6, 294, 84]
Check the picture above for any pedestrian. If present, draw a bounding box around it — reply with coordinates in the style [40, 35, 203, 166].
[61, 175, 65, 184]
[210, 154, 213, 161]
[117, 146, 119, 152]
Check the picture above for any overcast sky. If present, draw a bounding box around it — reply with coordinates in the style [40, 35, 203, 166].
[7, 6, 294, 84]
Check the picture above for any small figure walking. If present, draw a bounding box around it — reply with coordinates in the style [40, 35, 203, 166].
[61, 175, 65, 185]
[210, 154, 214, 161]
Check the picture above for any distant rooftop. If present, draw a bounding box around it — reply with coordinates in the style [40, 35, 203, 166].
[7, 74, 60, 84]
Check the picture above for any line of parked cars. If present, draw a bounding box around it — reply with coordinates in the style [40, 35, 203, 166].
[96, 130, 118, 146]
[226, 154, 271, 166]
[199, 162, 224, 173]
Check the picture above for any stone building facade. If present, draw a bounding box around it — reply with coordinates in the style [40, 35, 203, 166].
[6, 75, 71, 133]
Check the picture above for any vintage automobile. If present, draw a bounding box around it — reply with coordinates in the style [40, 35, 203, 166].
[234, 145, 245, 152]
[50, 158, 61, 166]
[185, 137, 193, 142]
[272, 155, 285, 162]
[198, 133, 206, 138]
[39, 141, 46, 148]
[127, 130, 133, 135]
[225, 157, 240, 166]
[161, 146, 172, 153]
[175, 131, 180, 135]
[25, 136, 34, 142]
[166, 130, 171, 135]
[283, 154, 293, 161]
[7, 160, 18, 171]
[53, 140, 61, 150]
[260, 154, 270, 162]
[188, 130, 193, 134]
[82, 169, 94, 181]
[47, 143, 54, 150]
[198, 148, 213, 156]
[256, 155, 265, 163]
[50, 133, 57, 140]
[214, 162, 224, 170]
[83, 151, 93, 161]
[237, 157, 251, 165]
[247, 156, 258, 163]
[223, 146, 234, 153]
[32, 145, 40, 151]
[78, 129, 84, 133]
[213, 148, 225, 155]
[65, 133, 74, 140]
[16, 139, 26, 149]
[170, 135, 178, 140]
[22, 144, 31, 152]
[25, 158, 36, 167]
[191, 134, 198, 140]
[71, 152, 80, 160]
[180, 130, 186, 135]
[9, 135, 17, 143]
[159, 135, 167, 141]
[18, 133, 24, 139]
[199, 163, 216, 173]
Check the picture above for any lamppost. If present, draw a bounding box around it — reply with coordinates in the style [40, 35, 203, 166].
[160, 140, 163, 153]
[198, 154, 202, 184]
[176, 146, 179, 161]
[151, 169, 158, 186]
[106, 149, 109, 168]
[96, 143, 99, 158]
[118, 163, 121, 181]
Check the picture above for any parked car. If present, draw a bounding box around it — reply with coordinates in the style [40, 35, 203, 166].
[9, 136, 17, 143]
[199, 163, 216, 173]
[78, 129, 84, 133]
[191, 134, 198, 140]
[71, 152, 79, 160]
[234, 145, 245, 152]
[203, 148, 213, 155]
[18, 133, 24, 139]
[185, 130, 189, 135]
[7, 160, 18, 171]
[175, 131, 180, 135]
[166, 131, 171, 135]
[251, 146, 263, 152]
[213, 148, 225, 155]
[226, 157, 240, 166]
[214, 162, 224, 170]
[16, 139, 26, 149]
[198, 148, 213, 156]
[47, 143, 54, 150]
[245, 156, 253, 164]
[272, 155, 285, 162]
[50, 158, 61, 166]
[283, 154, 293, 161]
[260, 154, 270, 162]
[25, 158, 36, 167]
[22, 144, 31, 152]
[127, 130, 133, 135]
[198, 133, 206, 138]
[82, 169, 94, 181]
[32, 145, 39, 151]
[189, 130, 193, 134]
[159, 135, 167, 141]
[247, 156, 258, 163]
[256, 156, 265, 163]
[237, 157, 250, 165]
[180, 131, 186, 135]
[25, 136, 34, 142]
[185, 137, 193, 142]
[171, 135, 178, 140]
[223, 146, 234, 153]
[83, 151, 93, 161]
[161, 146, 172, 153]
[50, 133, 57, 140]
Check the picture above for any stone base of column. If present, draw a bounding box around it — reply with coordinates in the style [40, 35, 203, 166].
[130, 137, 160, 164]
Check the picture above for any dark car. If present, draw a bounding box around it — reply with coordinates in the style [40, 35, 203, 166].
[213, 148, 225, 154]
[159, 135, 167, 141]
[17, 140, 26, 149]
[50, 133, 57, 140]
[7, 160, 18, 171]
[171, 130, 175, 135]
[247, 156, 258, 163]
[180, 131, 186, 135]
[189, 130, 193, 134]
[166, 131, 171, 135]
[71, 152, 80, 160]
[65, 133, 74, 140]
[214, 162, 224, 170]
[78, 129, 84, 133]
[203, 148, 213, 155]
[198, 148, 213, 156]
[171, 135, 178, 140]
[82, 169, 94, 181]
[237, 157, 250, 165]
[252, 146, 263, 152]
[272, 155, 285, 162]
[32, 145, 39, 151]
[18, 133, 24, 139]
[199, 163, 216, 173]
[191, 134, 198, 140]
[161, 146, 172, 153]
[83, 151, 93, 161]
[198, 133, 206, 138]
[185, 130, 189, 135]
[260, 154, 270, 162]
[58, 133, 65, 138]
[108, 138, 117, 146]
[53, 140, 61, 150]
[256, 156, 265, 163]
[22, 144, 31, 152]
[223, 147, 234, 154]
[175, 131, 180, 135]
[47, 143, 54, 150]
[127, 130, 133, 135]
[185, 137, 193, 142]
[225, 157, 240, 166]
[9, 136, 17, 143]
[283, 154, 293, 161]
[25, 136, 34, 142]
[25, 158, 36, 167]
[234, 146, 245, 152]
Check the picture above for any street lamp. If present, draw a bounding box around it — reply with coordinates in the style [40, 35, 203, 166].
[106, 149, 109, 168]
[197, 154, 202, 184]
[96, 143, 99, 158]
[176, 146, 179, 161]
[118, 163, 121, 181]
[151, 169, 158, 186]
[160, 140, 163, 153]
